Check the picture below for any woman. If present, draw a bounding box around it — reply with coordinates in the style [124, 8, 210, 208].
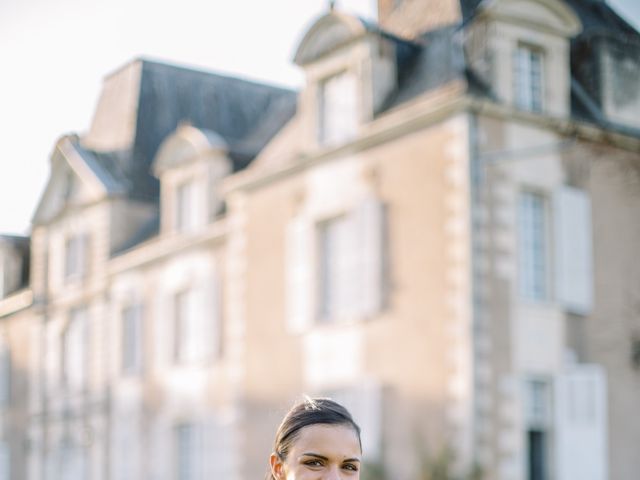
[267, 397, 362, 479]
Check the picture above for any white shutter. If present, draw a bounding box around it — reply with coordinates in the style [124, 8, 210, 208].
[286, 216, 313, 334]
[554, 187, 593, 315]
[555, 365, 608, 480]
[355, 197, 385, 317]
[203, 273, 222, 360]
[186, 289, 200, 362]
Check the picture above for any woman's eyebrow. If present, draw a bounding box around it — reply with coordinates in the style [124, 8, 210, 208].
[301, 453, 329, 460]
[300, 453, 361, 463]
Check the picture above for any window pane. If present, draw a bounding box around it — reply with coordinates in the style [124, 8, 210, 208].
[318, 215, 358, 321]
[528, 430, 548, 480]
[515, 45, 543, 112]
[175, 424, 196, 480]
[518, 191, 548, 301]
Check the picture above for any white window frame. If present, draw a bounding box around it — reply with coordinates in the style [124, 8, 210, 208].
[514, 43, 544, 113]
[518, 190, 551, 302]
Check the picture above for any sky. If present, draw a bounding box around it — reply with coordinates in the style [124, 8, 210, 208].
[0, 0, 638, 235]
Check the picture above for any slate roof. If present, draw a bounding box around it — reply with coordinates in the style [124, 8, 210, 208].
[382, 25, 465, 112]
[375, 0, 640, 136]
[564, 0, 640, 41]
[77, 59, 297, 202]
[460, 0, 640, 41]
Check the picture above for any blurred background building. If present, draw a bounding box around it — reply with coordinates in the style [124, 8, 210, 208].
[1, 0, 639, 479]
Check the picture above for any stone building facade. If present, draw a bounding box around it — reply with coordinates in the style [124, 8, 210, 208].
[0, 1, 639, 480]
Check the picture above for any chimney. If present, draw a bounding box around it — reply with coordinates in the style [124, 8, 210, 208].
[377, 0, 463, 38]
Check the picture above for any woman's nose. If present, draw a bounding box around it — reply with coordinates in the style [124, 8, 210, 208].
[324, 466, 343, 480]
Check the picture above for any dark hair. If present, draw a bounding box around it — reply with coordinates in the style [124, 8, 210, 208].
[266, 397, 362, 479]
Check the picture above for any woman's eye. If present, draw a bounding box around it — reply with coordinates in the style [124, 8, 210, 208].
[343, 463, 359, 472]
[304, 460, 323, 467]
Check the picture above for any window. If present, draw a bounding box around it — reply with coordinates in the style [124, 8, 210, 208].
[176, 181, 196, 232]
[121, 304, 143, 376]
[175, 424, 198, 480]
[525, 379, 551, 480]
[62, 307, 88, 391]
[318, 71, 358, 146]
[518, 191, 549, 302]
[515, 44, 544, 112]
[64, 234, 88, 280]
[318, 214, 359, 321]
[286, 197, 385, 332]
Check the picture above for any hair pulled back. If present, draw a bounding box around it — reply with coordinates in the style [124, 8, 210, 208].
[266, 397, 361, 480]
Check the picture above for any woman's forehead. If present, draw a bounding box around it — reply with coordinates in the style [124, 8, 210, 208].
[291, 424, 361, 458]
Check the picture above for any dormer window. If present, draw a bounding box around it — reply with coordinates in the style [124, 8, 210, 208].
[153, 125, 230, 235]
[318, 70, 358, 146]
[293, 12, 401, 150]
[514, 43, 544, 112]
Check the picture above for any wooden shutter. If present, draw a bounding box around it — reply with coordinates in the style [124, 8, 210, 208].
[355, 197, 386, 317]
[286, 216, 313, 333]
[555, 365, 608, 480]
[554, 187, 593, 315]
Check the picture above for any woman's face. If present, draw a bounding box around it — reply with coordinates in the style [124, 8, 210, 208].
[271, 424, 361, 480]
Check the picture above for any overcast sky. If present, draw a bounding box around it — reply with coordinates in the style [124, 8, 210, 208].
[0, 0, 638, 235]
